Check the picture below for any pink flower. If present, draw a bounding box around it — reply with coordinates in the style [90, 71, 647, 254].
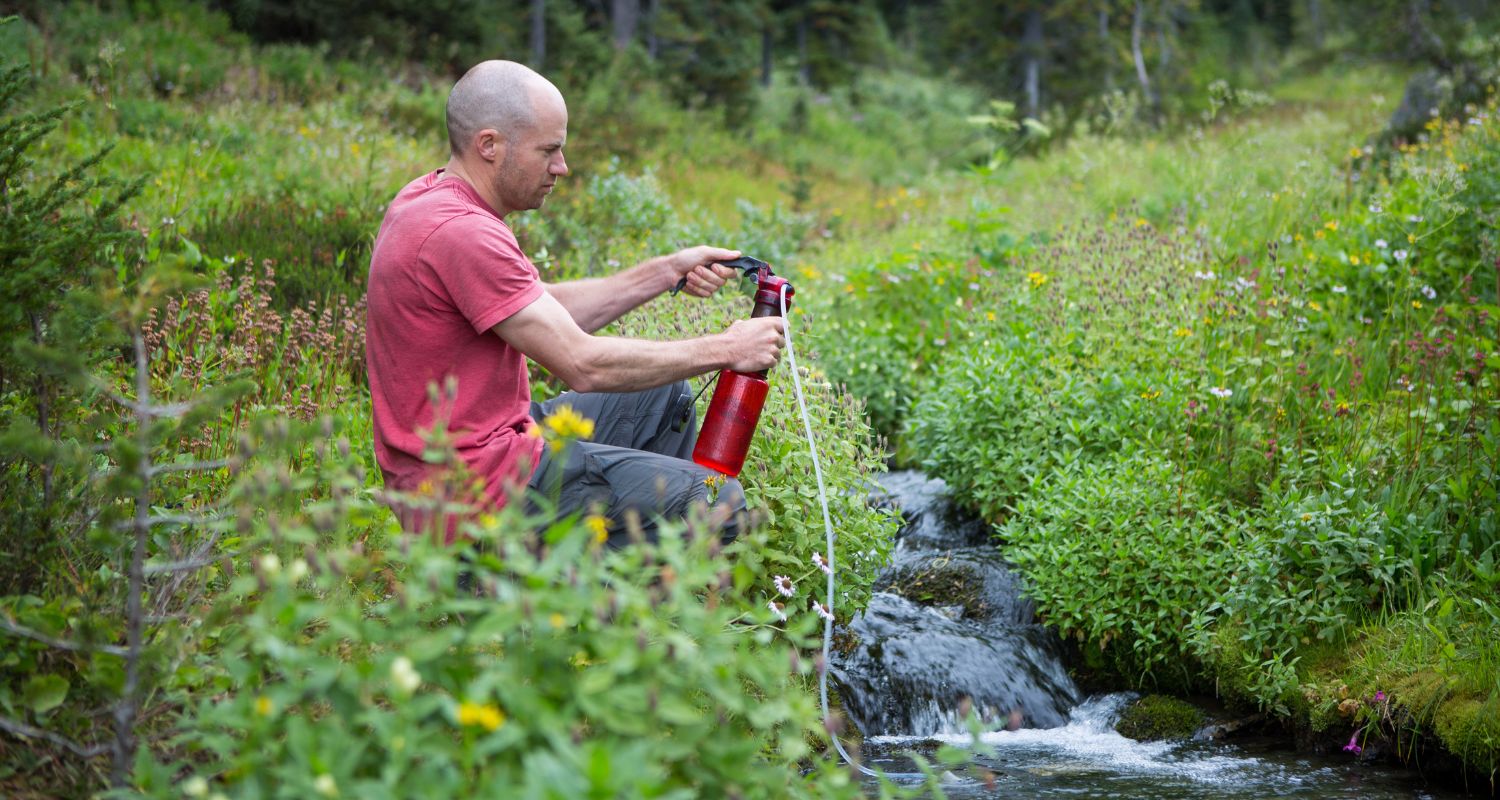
[1343, 732, 1362, 754]
[812, 552, 832, 576]
[767, 600, 787, 623]
[1373, 691, 1386, 703]
[812, 601, 834, 622]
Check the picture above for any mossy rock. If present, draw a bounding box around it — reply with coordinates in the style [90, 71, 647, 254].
[1115, 695, 1206, 741]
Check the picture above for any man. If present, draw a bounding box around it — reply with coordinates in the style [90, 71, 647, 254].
[365, 60, 784, 544]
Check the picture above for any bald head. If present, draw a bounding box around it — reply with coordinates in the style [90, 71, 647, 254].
[445, 60, 564, 157]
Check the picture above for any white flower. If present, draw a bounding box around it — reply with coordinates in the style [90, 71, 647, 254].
[767, 600, 787, 623]
[773, 575, 795, 598]
[1408, 215, 1424, 222]
[314, 774, 338, 798]
[1192, 270, 1217, 281]
[1421, 285, 1436, 300]
[258, 553, 281, 576]
[1375, 239, 1388, 249]
[1394, 250, 1408, 262]
[1332, 285, 1347, 294]
[287, 559, 309, 582]
[1369, 203, 1383, 214]
[811, 552, 832, 576]
[812, 601, 835, 622]
[390, 656, 421, 695]
[182, 776, 209, 798]
[1209, 386, 1233, 399]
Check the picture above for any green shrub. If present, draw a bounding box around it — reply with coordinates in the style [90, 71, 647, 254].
[149, 503, 866, 799]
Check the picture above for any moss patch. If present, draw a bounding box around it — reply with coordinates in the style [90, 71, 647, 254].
[1116, 695, 1206, 741]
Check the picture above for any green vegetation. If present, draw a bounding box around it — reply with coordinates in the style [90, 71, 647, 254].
[4, 0, 1500, 796]
[1116, 695, 1207, 741]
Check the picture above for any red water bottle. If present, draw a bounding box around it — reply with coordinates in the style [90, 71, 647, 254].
[693, 274, 794, 476]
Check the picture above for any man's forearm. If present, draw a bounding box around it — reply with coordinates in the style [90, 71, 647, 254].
[545, 257, 675, 333]
[567, 333, 731, 394]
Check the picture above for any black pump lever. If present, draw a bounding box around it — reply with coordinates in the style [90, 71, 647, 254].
[670, 255, 770, 296]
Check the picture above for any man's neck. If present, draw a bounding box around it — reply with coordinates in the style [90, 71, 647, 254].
[441, 159, 509, 219]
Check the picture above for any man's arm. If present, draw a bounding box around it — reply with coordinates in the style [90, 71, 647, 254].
[494, 291, 784, 394]
[544, 246, 739, 333]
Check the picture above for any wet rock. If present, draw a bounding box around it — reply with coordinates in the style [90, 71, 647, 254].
[871, 547, 1036, 624]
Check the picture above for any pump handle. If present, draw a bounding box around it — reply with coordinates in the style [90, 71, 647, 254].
[670, 255, 770, 296]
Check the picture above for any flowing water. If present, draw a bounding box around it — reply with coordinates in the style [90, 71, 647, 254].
[833, 471, 1476, 799]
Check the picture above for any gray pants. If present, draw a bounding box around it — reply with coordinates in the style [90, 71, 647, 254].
[525, 380, 746, 546]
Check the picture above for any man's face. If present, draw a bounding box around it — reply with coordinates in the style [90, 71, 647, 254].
[494, 95, 568, 215]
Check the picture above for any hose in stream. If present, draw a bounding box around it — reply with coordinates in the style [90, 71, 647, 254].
[777, 284, 933, 783]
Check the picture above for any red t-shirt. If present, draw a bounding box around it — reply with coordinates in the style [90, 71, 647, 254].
[366, 170, 545, 518]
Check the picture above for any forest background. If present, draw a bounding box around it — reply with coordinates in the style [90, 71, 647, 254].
[1, 0, 1498, 797]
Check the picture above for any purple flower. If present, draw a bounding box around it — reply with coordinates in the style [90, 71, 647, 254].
[1343, 732, 1362, 754]
[812, 601, 835, 622]
[767, 600, 787, 623]
[812, 552, 832, 576]
[1373, 691, 1386, 703]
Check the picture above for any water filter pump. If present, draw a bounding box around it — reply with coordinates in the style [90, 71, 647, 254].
[672, 256, 794, 477]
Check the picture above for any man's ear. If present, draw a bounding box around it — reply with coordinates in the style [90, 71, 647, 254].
[473, 128, 505, 164]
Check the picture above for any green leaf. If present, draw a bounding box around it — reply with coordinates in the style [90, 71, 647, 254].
[23, 674, 69, 714]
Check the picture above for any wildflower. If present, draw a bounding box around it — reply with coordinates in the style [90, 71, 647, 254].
[390, 656, 422, 695]
[456, 701, 506, 732]
[1140, 389, 1161, 400]
[1325, 220, 1338, 232]
[1209, 386, 1232, 399]
[1373, 691, 1387, 703]
[182, 777, 209, 797]
[1394, 250, 1408, 262]
[1343, 732, 1362, 755]
[986, 311, 996, 322]
[287, 559, 309, 583]
[812, 601, 835, 622]
[314, 774, 338, 798]
[255, 695, 273, 717]
[1408, 215, 1424, 223]
[1332, 285, 1347, 294]
[1369, 203, 1383, 214]
[258, 553, 282, 576]
[1173, 327, 1192, 337]
[773, 575, 795, 598]
[1026, 271, 1048, 288]
[767, 600, 788, 623]
[1192, 270, 1216, 281]
[543, 405, 595, 440]
[1134, 217, 1149, 227]
[1184, 399, 1201, 419]
[1421, 285, 1436, 300]
[584, 514, 609, 546]
[1412, 300, 1423, 309]
[1349, 255, 1360, 266]
[1375, 239, 1388, 249]
[1309, 301, 1323, 312]
[811, 552, 832, 576]
[1334, 402, 1351, 418]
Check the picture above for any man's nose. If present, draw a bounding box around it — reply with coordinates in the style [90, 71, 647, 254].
[551, 153, 569, 176]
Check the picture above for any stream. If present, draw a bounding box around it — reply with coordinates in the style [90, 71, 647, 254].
[832, 471, 1475, 799]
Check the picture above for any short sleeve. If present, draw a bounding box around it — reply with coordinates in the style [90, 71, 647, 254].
[421, 214, 544, 333]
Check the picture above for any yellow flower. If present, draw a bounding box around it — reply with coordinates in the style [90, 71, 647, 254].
[1315, 230, 1326, 240]
[1324, 220, 1338, 232]
[1347, 147, 1362, 159]
[1412, 300, 1423, 309]
[1408, 233, 1416, 244]
[457, 701, 505, 732]
[1027, 271, 1048, 288]
[584, 514, 609, 546]
[1134, 217, 1149, 227]
[550, 612, 566, 629]
[1309, 301, 1322, 312]
[1349, 255, 1360, 266]
[255, 696, 273, 717]
[1139, 389, 1161, 400]
[543, 405, 595, 440]
[1173, 327, 1192, 337]
[1294, 233, 1304, 242]
[985, 311, 996, 322]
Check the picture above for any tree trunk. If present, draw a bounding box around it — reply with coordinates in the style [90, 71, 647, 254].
[1100, 5, 1114, 90]
[796, 10, 810, 86]
[530, 0, 546, 70]
[761, 25, 773, 88]
[1132, 0, 1156, 114]
[1022, 5, 1043, 117]
[645, 0, 659, 58]
[612, 0, 640, 51]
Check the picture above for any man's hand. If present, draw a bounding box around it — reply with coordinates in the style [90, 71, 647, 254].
[720, 317, 786, 373]
[671, 245, 741, 298]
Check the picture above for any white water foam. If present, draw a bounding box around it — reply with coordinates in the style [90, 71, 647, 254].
[870, 694, 1337, 791]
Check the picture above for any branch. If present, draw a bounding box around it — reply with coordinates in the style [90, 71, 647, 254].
[0, 615, 129, 656]
[143, 527, 227, 576]
[112, 511, 225, 531]
[0, 715, 110, 758]
[149, 458, 235, 477]
[91, 378, 196, 419]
